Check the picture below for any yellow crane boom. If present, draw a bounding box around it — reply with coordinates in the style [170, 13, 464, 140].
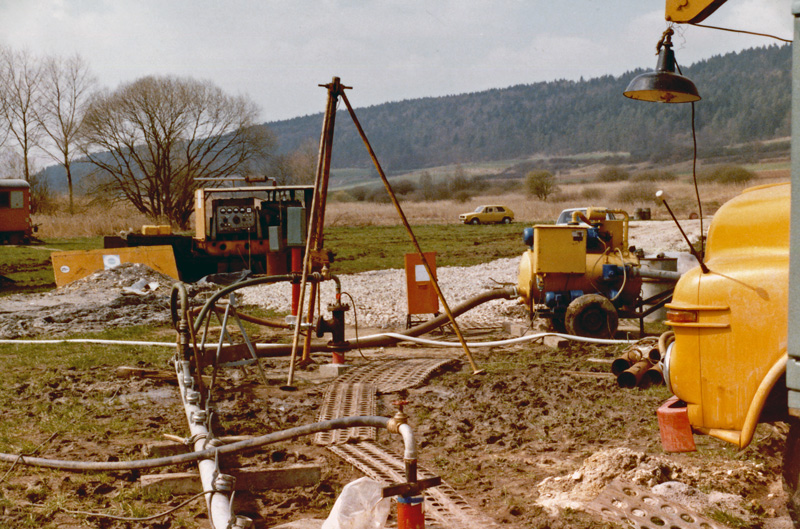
[665, 0, 727, 23]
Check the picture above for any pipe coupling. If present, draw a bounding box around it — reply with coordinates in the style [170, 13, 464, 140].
[214, 472, 236, 492]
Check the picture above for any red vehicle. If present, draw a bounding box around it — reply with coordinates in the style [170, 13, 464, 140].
[0, 179, 34, 244]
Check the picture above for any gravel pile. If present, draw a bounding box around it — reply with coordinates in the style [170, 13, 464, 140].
[0, 263, 206, 339]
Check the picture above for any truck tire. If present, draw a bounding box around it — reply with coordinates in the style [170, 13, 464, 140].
[469, 218, 480, 225]
[783, 419, 800, 525]
[564, 294, 618, 338]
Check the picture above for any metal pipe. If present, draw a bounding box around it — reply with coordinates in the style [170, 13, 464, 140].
[398, 423, 417, 460]
[632, 268, 683, 281]
[617, 360, 653, 388]
[176, 361, 232, 529]
[0, 416, 392, 471]
[187, 275, 297, 333]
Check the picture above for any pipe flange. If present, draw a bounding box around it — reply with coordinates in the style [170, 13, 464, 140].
[191, 410, 208, 425]
[186, 390, 201, 405]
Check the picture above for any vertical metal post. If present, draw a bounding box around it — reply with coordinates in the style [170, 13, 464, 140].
[787, 2, 800, 412]
[286, 77, 343, 387]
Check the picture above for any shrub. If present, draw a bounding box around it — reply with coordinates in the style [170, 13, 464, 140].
[597, 166, 630, 182]
[392, 179, 416, 195]
[580, 187, 604, 200]
[329, 190, 357, 203]
[453, 190, 471, 203]
[632, 169, 676, 182]
[698, 165, 755, 185]
[349, 186, 370, 202]
[526, 170, 557, 201]
[617, 182, 657, 204]
[367, 188, 391, 204]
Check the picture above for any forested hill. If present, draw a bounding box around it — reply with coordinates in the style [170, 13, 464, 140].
[266, 44, 790, 173]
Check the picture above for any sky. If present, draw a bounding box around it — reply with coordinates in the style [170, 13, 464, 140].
[0, 0, 793, 123]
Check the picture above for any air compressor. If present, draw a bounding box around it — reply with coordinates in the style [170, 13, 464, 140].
[517, 207, 680, 338]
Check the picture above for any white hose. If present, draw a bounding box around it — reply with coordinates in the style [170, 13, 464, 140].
[0, 339, 175, 347]
[0, 331, 636, 349]
[362, 331, 636, 347]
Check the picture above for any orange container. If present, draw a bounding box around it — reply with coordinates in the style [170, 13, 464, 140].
[657, 396, 696, 453]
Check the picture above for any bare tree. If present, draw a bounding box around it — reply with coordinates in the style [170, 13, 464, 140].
[0, 46, 42, 184]
[286, 138, 319, 184]
[81, 75, 273, 228]
[36, 54, 96, 213]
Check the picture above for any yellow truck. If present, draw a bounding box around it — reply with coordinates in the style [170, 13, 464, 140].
[646, 0, 800, 521]
[658, 182, 790, 450]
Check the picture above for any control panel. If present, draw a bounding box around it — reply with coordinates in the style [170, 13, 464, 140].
[213, 199, 257, 234]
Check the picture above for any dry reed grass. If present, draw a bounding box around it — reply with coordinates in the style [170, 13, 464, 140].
[31, 167, 788, 237]
[327, 167, 787, 226]
[33, 198, 154, 238]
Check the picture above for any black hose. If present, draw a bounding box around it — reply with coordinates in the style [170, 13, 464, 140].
[0, 416, 390, 472]
[190, 275, 297, 333]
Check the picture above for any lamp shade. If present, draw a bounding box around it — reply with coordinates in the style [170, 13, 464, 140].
[624, 43, 700, 103]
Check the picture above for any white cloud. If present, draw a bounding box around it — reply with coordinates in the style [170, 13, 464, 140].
[0, 0, 793, 121]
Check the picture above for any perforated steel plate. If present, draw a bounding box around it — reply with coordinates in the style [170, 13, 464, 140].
[588, 480, 727, 529]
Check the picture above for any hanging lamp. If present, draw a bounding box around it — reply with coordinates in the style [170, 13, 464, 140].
[624, 28, 700, 103]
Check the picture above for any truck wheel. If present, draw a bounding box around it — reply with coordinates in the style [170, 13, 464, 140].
[502, 217, 512, 224]
[469, 218, 480, 225]
[783, 419, 800, 524]
[565, 294, 618, 338]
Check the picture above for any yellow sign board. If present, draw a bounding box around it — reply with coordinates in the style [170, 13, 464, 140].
[51, 245, 179, 287]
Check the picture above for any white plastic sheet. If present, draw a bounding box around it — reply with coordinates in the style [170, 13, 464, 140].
[321, 477, 391, 529]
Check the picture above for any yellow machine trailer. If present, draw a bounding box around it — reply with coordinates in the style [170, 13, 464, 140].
[516, 207, 680, 338]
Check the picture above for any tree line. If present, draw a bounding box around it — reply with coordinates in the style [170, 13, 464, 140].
[268, 44, 791, 174]
[0, 46, 312, 227]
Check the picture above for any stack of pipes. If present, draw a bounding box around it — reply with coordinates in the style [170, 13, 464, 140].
[612, 340, 663, 389]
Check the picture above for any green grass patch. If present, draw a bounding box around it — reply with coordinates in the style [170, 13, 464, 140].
[0, 237, 103, 296]
[326, 223, 525, 274]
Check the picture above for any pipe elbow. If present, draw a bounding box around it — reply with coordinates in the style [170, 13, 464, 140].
[397, 423, 417, 460]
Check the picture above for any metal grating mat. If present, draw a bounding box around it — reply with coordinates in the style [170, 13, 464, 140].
[587, 480, 727, 529]
[334, 358, 459, 393]
[314, 383, 377, 445]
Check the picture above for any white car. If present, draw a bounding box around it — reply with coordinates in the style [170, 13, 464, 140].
[555, 208, 616, 225]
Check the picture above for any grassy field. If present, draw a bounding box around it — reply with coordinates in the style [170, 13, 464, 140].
[0, 222, 526, 295]
[0, 238, 100, 294]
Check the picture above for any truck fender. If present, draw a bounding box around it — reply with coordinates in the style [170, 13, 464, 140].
[737, 353, 787, 449]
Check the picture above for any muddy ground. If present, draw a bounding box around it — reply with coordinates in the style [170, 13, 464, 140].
[0, 254, 793, 528]
[0, 321, 793, 529]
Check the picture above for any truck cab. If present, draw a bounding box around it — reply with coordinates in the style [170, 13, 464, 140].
[659, 182, 790, 449]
